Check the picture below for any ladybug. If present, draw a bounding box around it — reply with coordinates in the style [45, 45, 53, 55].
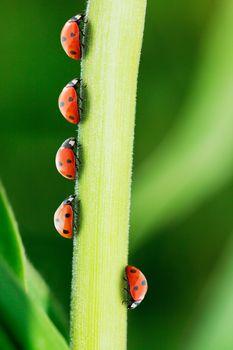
[54, 195, 75, 238]
[60, 14, 84, 60]
[55, 137, 77, 180]
[58, 79, 81, 124]
[125, 265, 148, 309]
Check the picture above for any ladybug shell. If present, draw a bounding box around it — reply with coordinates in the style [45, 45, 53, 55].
[61, 17, 81, 60]
[58, 80, 80, 124]
[125, 265, 148, 309]
[55, 138, 76, 180]
[54, 195, 75, 238]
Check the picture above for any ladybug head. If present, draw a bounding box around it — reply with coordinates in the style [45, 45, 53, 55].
[66, 78, 81, 89]
[64, 195, 76, 205]
[69, 13, 85, 24]
[62, 137, 76, 149]
[128, 300, 141, 310]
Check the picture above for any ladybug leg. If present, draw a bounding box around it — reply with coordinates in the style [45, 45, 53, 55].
[75, 155, 82, 166]
[80, 29, 85, 37]
[78, 13, 87, 23]
[74, 78, 83, 90]
[122, 294, 131, 306]
[78, 80, 87, 90]
[79, 103, 84, 114]
[77, 141, 82, 150]
[124, 288, 132, 300]
[124, 287, 131, 295]
[76, 79, 83, 92]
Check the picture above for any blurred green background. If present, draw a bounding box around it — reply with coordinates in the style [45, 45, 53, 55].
[1, 0, 233, 349]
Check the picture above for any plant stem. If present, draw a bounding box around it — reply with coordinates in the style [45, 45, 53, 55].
[70, 1, 147, 349]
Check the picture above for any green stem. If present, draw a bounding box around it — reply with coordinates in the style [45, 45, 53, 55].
[70, 1, 147, 349]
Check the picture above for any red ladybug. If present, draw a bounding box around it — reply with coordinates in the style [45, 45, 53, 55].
[60, 14, 84, 60]
[125, 265, 148, 309]
[58, 79, 81, 124]
[55, 137, 77, 180]
[54, 195, 75, 238]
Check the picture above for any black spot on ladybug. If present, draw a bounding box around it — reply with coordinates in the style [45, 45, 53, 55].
[67, 159, 72, 163]
[130, 269, 136, 273]
[70, 32, 76, 37]
[69, 115, 75, 120]
[67, 174, 73, 178]
[65, 213, 71, 218]
[68, 96, 74, 102]
[63, 229, 69, 234]
[141, 280, 147, 286]
[58, 161, 63, 167]
[133, 286, 139, 291]
[70, 50, 77, 55]
[61, 36, 67, 42]
[60, 101, 65, 107]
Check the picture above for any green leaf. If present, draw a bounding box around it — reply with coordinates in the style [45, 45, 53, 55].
[0, 182, 68, 338]
[0, 182, 26, 285]
[0, 258, 69, 350]
[26, 261, 69, 339]
[131, 0, 233, 248]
